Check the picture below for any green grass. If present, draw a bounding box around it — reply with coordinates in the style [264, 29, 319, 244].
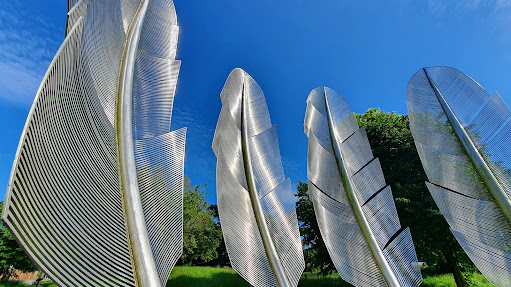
[421, 274, 457, 287]
[166, 266, 250, 287]
[0, 267, 496, 287]
[298, 273, 351, 287]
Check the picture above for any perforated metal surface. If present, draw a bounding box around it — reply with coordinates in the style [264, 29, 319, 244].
[407, 66, 511, 286]
[304, 87, 422, 287]
[213, 69, 304, 287]
[3, 0, 185, 286]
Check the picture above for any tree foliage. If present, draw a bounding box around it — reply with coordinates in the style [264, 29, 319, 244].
[0, 202, 38, 277]
[180, 177, 222, 266]
[207, 204, 230, 267]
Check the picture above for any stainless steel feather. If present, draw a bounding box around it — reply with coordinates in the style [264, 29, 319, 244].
[304, 87, 422, 287]
[212, 68, 305, 287]
[407, 66, 511, 287]
[2, 0, 185, 286]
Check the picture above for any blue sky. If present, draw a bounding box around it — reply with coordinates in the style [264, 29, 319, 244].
[1, 0, 511, 205]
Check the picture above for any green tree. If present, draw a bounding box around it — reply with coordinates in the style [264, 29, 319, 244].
[295, 182, 335, 275]
[180, 177, 222, 265]
[207, 204, 230, 267]
[356, 108, 474, 287]
[0, 202, 38, 278]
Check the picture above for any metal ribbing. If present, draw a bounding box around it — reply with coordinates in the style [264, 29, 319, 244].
[304, 86, 422, 287]
[117, 0, 162, 285]
[130, 0, 185, 284]
[3, 18, 135, 286]
[213, 69, 304, 287]
[4, 0, 186, 286]
[407, 66, 511, 286]
[134, 128, 186, 285]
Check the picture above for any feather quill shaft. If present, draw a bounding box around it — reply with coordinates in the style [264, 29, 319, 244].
[424, 69, 511, 221]
[240, 85, 291, 287]
[304, 87, 422, 287]
[324, 96, 401, 287]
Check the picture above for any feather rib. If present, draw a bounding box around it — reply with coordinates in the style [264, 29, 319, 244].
[305, 86, 422, 287]
[407, 66, 511, 286]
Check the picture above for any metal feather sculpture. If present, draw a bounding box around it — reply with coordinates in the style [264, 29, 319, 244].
[407, 66, 511, 286]
[2, 0, 185, 286]
[304, 87, 422, 287]
[212, 68, 305, 287]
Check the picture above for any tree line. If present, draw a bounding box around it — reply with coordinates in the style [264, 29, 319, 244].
[0, 109, 478, 286]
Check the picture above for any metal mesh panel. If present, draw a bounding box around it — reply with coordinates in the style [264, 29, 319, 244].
[451, 228, 511, 287]
[132, 0, 180, 140]
[67, 0, 87, 34]
[216, 155, 276, 287]
[80, 0, 126, 124]
[309, 184, 386, 287]
[132, 54, 181, 139]
[244, 74, 272, 138]
[134, 128, 186, 285]
[324, 87, 359, 142]
[212, 102, 247, 190]
[361, 186, 401, 249]
[219, 68, 243, 128]
[249, 126, 286, 197]
[307, 133, 348, 204]
[340, 128, 374, 175]
[68, 0, 81, 11]
[121, 0, 141, 33]
[407, 66, 511, 286]
[138, 0, 178, 60]
[305, 86, 422, 287]
[467, 92, 511, 144]
[427, 183, 511, 253]
[383, 228, 422, 287]
[425, 66, 489, 126]
[213, 69, 304, 287]
[3, 20, 135, 286]
[261, 178, 305, 287]
[304, 99, 331, 151]
[416, 143, 490, 200]
[352, 158, 386, 204]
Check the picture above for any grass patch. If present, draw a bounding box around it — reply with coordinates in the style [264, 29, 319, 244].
[0, 282, 28, 287]
[421, 272, 495, 287]
[1, 267, 496, 286]
[298, 272, 351, 287]
[421, 274, 456, 287]
[167, 266, 250, 287]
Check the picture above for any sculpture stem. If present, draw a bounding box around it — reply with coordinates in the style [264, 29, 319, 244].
[116, 0, 161, 286]
[240, 80, 291, 287]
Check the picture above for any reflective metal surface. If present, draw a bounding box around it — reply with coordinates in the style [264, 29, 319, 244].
[3, 0, 185, 286]
[304, 87, 422, 287]
[407, 67, 511, 287]
[212, 69, 304, 287]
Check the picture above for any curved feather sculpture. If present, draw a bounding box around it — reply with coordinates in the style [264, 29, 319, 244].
[2, 0, 185, 286]
[304, 87, 422, 287]
[407, 66, 511, 286]
[212, 68, 305, 287]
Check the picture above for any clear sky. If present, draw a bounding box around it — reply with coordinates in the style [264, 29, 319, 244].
[1, 0, 511, 205]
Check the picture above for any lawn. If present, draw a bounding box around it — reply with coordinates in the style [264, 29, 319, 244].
[0, 267, 495, 286]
